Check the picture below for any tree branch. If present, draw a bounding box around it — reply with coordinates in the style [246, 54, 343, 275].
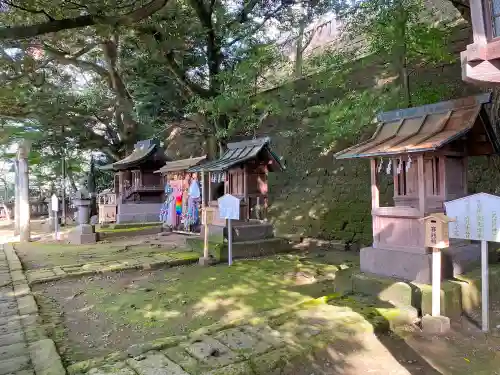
[188, 0, 212, 29]
[227, 3, 286, 47]
[42, 43, 109, 77]
[0, 0, 169, 40]
[3, 0, 55, 21]
[232, 0, 261, 24]
[164, 50, 212, 97]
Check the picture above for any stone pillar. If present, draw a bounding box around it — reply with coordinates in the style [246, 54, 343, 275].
[13, 160, 20, 236]
[17, 142, 31, 242]
[68, 188, 96, 244]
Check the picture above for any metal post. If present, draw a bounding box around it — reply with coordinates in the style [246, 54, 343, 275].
[481, 240, 489, 332]
[54, 210, 59, 240]
[228, 218, 233, 266]
[202, 170, 209, 260]
[13, 160, 20, 236]
[61, 156, 66, 226]
[431, 248, 441, 316]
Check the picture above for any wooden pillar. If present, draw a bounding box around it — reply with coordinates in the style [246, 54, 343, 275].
[243, 165, 248, 220]
[418, 154, 425, 215]
[370, 159, 379, 209]
[224, 170, 229, 194]
[208, 172, 212, 204]
[470, 0, 487, 44]
[370, 159, 379, 248]
[439, 156, 446, 199]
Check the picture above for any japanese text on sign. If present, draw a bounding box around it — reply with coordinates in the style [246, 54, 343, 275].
[218, 194, 240, 220]
[444, 193, 500, 243]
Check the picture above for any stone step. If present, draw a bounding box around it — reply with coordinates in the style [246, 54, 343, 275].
[219, 238, 293, 261]
[223, 222, 275, 242]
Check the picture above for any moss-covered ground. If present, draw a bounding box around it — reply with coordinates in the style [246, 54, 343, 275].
[33, 249, 359, 365]
[13, 233, 189, 270]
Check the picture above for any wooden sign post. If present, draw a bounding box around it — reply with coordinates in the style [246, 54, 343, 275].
[218, 194, 240, 266]
[51, 194, 59, 240]
[444, 193, 500, 332]
[420, 213, 455, 317]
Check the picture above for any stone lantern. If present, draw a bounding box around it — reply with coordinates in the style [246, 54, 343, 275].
[68, 187, 97, 244]
[461, 0, 500, 84]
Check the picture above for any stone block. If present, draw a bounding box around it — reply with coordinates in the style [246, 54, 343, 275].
[26, 270, 55, 284]
[214, 328, 272, 357]
[17, 295, 38, 316]
[201, 361, 254, 375]
[332, 268, 353, 295]
[0, 354, 31, 373]
[0, 300, 20, 318]
[163, 346, 202, 374]
[185, 337, 240, 368]
[52, 267, 66, 277]
[67, 232, 97, 245]
[0, 317, 22, 335]
[29, 339, 66, 375]
[351, 272, 414, 308]
[88, 362, 136, 375]
[0, 342, 27, 360]
[415, 280, 464, 318]
[10, 271, 26, 283]
[240, 325, 285, 348]
[198, 257, 216, 267]
[421, 314, 451, 334]
[127, 352, 189, 375]
[13, 283, 30, 298]
[0, 330, 25, 347]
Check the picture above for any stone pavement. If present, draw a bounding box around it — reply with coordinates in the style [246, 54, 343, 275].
[67, 302, 417, 375]
[24, 251, 200, 286]
[0, 243, 65, 375]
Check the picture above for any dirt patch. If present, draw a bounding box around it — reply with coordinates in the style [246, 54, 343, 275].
[33, 250, 356, 365]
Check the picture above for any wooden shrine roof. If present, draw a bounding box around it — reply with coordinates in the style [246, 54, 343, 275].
[154, 155, 207, 174]
[99, 140, 166, 171]
[335, 93, 500, 159]
[187, 137, 284, 172]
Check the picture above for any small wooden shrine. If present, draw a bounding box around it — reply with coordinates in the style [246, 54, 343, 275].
[98, 189, 117, 224]
[461, 0, 500, 84]
[155, 155, 207, 233]
[335, 93, 500, 283]
[187, 137, 283, 242]
[99, 139, 167, 223]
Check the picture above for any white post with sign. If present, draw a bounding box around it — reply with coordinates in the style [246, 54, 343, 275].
[444, 193, 500, 332]
[217, 194, 240, 266]
[51, 194, 59, 240]
[420, 213, 455, 317]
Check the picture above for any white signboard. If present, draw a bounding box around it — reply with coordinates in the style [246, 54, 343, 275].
[51, 194, 59, 211]
[444, 193, 500, 243]
[218, 194, 240, 220]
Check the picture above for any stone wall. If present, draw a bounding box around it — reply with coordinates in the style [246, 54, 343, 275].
[166, 22, 500, 247]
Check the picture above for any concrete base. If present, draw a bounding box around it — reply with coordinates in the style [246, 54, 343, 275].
[337, 270, 478, 320]
[67, 224, 97, 245]
[116, 203, 162, 223]
[361, 240, 481, 284]
[421, 314, 450, 334]
[198, 257, 216, 266]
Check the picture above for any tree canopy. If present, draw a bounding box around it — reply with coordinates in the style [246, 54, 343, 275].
[0, 0, 471, 194]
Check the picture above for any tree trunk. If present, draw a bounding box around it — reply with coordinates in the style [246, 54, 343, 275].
[401, 58, 411, 108]
[294, 16, 306, 78]
[205, 135, 218, 160]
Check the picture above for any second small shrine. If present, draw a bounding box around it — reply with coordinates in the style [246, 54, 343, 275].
[335, 93, 500, 284]
[155, 156, 207, 233]
[187, 137, 284, 240]
[99, 139, 167, 223]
